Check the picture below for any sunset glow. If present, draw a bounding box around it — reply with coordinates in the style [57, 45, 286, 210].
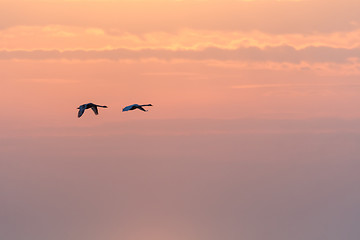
[2, 1, 360, 240]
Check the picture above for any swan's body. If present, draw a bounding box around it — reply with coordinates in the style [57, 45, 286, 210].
[122, 104, 153, 112]
[77, 103, 108, 118]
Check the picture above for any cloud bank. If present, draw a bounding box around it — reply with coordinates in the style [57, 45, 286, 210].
[1, 46, 359, 63]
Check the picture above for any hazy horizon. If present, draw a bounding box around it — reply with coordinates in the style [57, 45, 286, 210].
[1, 0, 360, 239]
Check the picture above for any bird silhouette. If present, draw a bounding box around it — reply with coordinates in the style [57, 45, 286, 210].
[122, 104, 153, 112]
[77, 103, 108, 118]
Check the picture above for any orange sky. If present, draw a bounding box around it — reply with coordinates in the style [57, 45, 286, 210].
[1, 0, 360, 123]
[1, 1, 360, 240]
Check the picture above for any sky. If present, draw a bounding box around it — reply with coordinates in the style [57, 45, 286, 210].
[1, 0, 360, 240]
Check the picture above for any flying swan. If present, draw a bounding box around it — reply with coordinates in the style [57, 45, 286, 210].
[77, 103, 108, 118]
[122, 104, 153, 112]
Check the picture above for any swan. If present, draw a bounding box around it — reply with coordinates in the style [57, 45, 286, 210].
[122, 104, 153, 112]
[77, 103, 108, 118]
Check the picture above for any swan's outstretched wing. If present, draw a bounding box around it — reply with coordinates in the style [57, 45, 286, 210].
[78, 105, 86, 118]
[122, 104, 135, 112]
[138, 106, 147, 112]
[91, 106, 99, 115]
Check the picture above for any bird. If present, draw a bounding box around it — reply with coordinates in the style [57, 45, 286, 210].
[77, 103, 108, 118]
[122, 104, 153, 112]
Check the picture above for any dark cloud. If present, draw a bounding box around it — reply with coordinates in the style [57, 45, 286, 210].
[1, 46, 359, 63]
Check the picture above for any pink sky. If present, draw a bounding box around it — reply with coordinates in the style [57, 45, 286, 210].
[1, 1, 360, 240]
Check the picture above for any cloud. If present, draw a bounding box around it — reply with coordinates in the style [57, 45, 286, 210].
[232, 83, 360, 89]
[1, 0, 360, 34]
[1, 46, 360, 63]
[3, 26, 360, 51]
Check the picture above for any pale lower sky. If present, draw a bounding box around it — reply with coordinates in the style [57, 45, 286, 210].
[1, 0, 360, 240]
